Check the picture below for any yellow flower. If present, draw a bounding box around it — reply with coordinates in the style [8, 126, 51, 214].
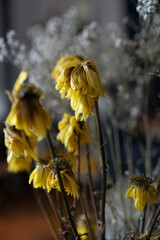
[138, 231, 159, 240]
[29, 161, 51, 189]
[46, 159, 79, 198]
[57, 113, 91, 152]
[4, 125, 38, 162]
[52, 55, 84, 80]
[47, 169, 79, 198]
[77, 215, 88, 240]
[54, 56, 107, 121]
[8, 156, 32, 173]
[6, 71, 28, 102]
[126, 175, 158, 211]
[6, 84, 51, 141]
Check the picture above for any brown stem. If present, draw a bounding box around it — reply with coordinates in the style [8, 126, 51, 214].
[34, 189, 59, 240]
[46, 131, 81, 239]
[86, 144, 99, 220]
[46, 131, 56, 160]
[139, 205, 147, 234]
[55, 157, 80, 239]
[46, 190, 63, 230]
[146, 204, 160, 240]
[95, 101, 107, 240]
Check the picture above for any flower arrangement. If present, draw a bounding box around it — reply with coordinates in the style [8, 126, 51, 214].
[1, 2, 160, 240]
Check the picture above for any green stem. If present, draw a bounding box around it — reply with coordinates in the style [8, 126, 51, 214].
[95, 101, 107, 240]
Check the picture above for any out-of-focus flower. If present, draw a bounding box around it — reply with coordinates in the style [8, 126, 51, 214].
[54, 56, 107, 121]
[29, 161, 51, 189]
[126, 174, 158, 211]
[6, 76, 51, 141]
[4, 124, 38, 173]
[57, 113, 91, 152]
[77, 215, 89, 240]
[4, 125, 38, 162]
[6, 71, 28, 102]
[47, 159, 79, 198]
[8, 156, 32, 173]
[138, 231, 159, 240]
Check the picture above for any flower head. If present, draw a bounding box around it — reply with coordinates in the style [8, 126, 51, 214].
[6, 78, 51, 141]
[46, 159, 79, 198]
[54, 55, 107, 121]
[77, 215, 89, 240]
[4, 124, 38, 173]
[57, 113, 91, 152]
[8, 156, 32, 173]
[126, 174, 158, 211]
[6, 71, 28, 102]
[52, 55, 84, 80]
[4, 124, 38, 162]
[29, 159, 51, 189]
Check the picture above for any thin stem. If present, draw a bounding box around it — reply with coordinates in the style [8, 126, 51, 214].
[46, 131, 81, 239]
[34, 189, 59, 240]
[143, 114, 152, 176]
[146, 204, 160, 240]
[86, 144, 99, 220]
[77, 134, 81, 185]
[55, 157, 80, 239]
[46, 131, 57, 160]
[45, 190, 63, 229]
[95, 101, 107, 240]
[139, 205, 147, 234]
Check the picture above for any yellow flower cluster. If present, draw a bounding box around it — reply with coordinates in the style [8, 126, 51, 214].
[29, 159, 79, 198]
[57, 113, 91, 152]
[52, 55, 107, 121]
[126, 175, 158, 211]
[4, 125, 38, 173]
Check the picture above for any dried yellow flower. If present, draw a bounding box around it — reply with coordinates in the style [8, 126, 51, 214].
[57, 113, 91, 152]
[6, 83, 51, 141]
[126, 175, 158, 211]
[54, 55, 107, 121]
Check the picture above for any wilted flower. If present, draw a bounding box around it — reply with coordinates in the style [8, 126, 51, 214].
[4, 124, 38, 173]
[52, 55, 84, 80]
[4, 124, 38, 162]
[126, 174, 158, 211]
[29, 160, 51, 189]
[54, 56, 107, 121]
[6, 72, 51, 141]
[57, 113, 91, 152]
[8, 156, 32, 173]
[47, 159, 79, 198]
[77, 215, 89, 240]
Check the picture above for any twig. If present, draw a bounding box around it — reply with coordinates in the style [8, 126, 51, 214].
[146, 204, 160, 240]
[86, 144, 99, 221]
[139, 205, 147, 234]
[95, 101, 107, 240]
[55, 157, 81, 239]
[46, 131, 56, 160]
[46, 190, 63, 230]
[34, 189, 59, 240]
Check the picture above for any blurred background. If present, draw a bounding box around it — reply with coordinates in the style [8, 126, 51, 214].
[0, 0, 145, 239]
